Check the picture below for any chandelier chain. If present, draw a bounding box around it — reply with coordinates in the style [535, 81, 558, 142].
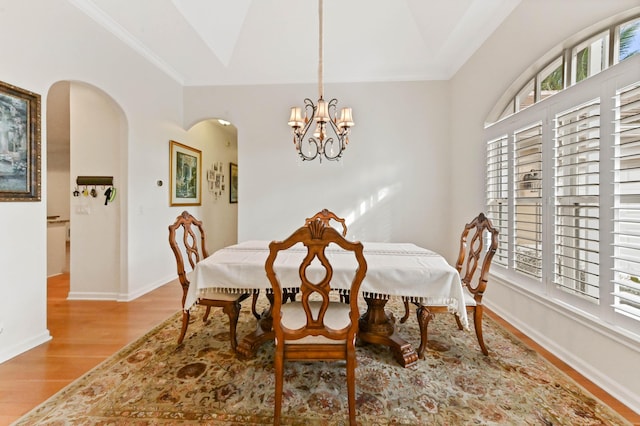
[318, 0, 324, 100]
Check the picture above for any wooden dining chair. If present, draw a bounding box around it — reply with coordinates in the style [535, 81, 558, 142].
[266, 219, 367, 426]
[168, 211, 252, 351]
[401, 212, 499, 358]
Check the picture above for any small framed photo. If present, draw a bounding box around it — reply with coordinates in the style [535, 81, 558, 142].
[0, 80, 41, 201]
[169, 140, 201, 206]
[229, 162, 238, 203]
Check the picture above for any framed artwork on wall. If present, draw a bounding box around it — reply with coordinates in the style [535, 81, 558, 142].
[169, 140, 201, 206]
[229, 162, 238, 203]
[206, 161, 224, 200]
[0, 80, 41, 202]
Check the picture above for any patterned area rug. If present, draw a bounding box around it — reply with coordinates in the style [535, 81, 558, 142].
[14, 297, 630, 425]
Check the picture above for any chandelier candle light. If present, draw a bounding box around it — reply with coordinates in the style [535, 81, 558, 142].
[287, 0, 354, 162]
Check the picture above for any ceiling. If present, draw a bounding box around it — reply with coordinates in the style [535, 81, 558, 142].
[68, 0, 520, 87]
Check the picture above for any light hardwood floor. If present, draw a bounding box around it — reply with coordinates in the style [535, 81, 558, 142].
[0, 273, 182, 425]
[0, 273, 638, 425]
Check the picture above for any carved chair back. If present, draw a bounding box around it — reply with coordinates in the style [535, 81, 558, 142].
[455, 212, 499, 303]
[305, 208, 348, 237]
[266, 220, 366, 343]
[168, 211, 208, 307]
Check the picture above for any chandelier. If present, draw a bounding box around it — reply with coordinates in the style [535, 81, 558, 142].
[287, 0, 354, 162]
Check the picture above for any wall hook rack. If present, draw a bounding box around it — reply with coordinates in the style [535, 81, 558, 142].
[76, 176, 113, 186]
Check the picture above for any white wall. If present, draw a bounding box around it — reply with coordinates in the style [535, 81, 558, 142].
[450, 0, 640, 414]
[46, 82, 71, 223]
[67, 82, 123, 299]
[0, 0, 187, 362]
[184, 81, 455, 257]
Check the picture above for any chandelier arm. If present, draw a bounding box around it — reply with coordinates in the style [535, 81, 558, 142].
[326, 98, 338, 121]
[325, 118, 343, 139]
[320, 136, 344, 161]
[298, 136, 321, 162]
[303, 98, 316, 120]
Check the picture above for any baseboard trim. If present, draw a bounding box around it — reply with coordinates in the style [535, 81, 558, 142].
[0, 330, 52, 364]
[67, 291, 119, 301]
[486, 278, 640, 416]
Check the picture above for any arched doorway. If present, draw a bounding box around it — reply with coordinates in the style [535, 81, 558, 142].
[46, 81, 127, 299]
[187, 118, 238, 252]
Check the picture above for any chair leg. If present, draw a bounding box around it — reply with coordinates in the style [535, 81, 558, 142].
[400, 300, 411, 323]
[454, 313, 464, 330]
[472, 306, 488, 356]
[416, 306, 434, 359]
[346, 348, 357, 426]
[178, 309, 190, 344]
[273, 348, 284, 425]
[202, 306, 212, 322]
[223, 301, 242, 352]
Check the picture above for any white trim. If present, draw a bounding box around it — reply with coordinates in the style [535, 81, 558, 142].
[67, 0, 185, 85]
[67, 291, 120, 301]
[0, 331, 52, 364]
[119, 276, 177, 302]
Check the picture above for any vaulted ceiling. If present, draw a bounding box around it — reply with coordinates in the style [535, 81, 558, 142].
[68, 0, 521, 86]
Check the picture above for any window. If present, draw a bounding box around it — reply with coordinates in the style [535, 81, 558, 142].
[553, 101, 600, 301]
[617, 18, 640, 62]
[486, 73, 640, 336]
[613, 82, 640, 321]
[513, 124, 542, 279]
[485, 11, 640, 337]
[488, 14, 639, 125]
[516, 79, 535, 112]
[572, 31, 609, 84]
[539, 57, 564, 101]
[497, 99, 515, 122]
[486, 135, 509, 267]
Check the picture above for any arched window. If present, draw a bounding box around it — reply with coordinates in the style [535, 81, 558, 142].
[489, 14, 639, 124]
[484, 10, 640, 337]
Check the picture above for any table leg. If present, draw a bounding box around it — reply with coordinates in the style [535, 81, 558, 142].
[236, 293, 274, 358]
[357, 296, 419, 368]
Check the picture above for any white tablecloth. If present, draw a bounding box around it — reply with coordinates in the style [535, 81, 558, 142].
[185, 240, 468, 328]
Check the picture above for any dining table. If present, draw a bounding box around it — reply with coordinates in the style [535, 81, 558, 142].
[184, 240, 467, 368]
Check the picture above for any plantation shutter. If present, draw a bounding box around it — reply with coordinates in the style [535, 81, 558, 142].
[513, 124, 543, 279]
[613, 82, 640, 320]
[553, 101, 600, 301]
[486, 135, 509, 266]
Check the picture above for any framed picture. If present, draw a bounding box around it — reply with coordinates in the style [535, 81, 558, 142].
[229, 162, 238, 203]
[169, 140, 201, 206]
[0, 80, 41, 201]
